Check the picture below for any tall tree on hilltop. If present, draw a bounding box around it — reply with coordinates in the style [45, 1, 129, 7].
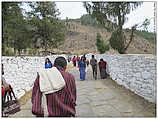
[83, 2, 142, 54]
[26, 2, 66, 53]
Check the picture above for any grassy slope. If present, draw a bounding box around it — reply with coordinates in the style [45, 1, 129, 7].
[135, 30, 156, 44]
[68, 17, 156, 45]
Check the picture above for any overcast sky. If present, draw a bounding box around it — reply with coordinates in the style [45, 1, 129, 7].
[56, 2, 156, 32]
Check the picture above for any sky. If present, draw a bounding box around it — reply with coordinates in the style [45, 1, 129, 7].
[56, 2, 156, 32]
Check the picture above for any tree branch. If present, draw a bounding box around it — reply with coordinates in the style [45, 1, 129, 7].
[124, 26, 136, 51]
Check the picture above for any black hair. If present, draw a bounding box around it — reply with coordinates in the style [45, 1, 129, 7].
[54, 57, 67, 68]
[81, 56, 84, 60]
[92, 55, 94, 58]
[100, 59, 104, 61]
[45, 58, 51, 64]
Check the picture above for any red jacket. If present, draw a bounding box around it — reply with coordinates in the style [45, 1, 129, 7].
[72, 57, 76, 62]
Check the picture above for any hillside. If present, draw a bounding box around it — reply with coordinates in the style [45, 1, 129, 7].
[58, 21, 156, 55]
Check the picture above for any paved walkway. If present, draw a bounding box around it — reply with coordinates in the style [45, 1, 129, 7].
[10, 66, 156, 117]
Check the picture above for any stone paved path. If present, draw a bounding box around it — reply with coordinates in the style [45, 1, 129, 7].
[10, 66, 156, 117]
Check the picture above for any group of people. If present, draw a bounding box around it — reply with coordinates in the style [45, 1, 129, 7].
[34, 55, 109, 117]
[71, 55, 89, 67]
[2, 55, 109, 117]
[77, 54, 109, 81]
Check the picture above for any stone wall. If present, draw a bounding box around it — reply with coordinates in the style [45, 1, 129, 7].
[94, 54, 156, 103]
[2, 54, 156, 103]
[2, 55, 67, 99]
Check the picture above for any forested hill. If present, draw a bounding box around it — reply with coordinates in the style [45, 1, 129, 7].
[58, 14, 156, 55]
[2, 2, 156, 56]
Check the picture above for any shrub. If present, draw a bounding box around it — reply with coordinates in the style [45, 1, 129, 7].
[96, 33, 109, 54]
[109, 29, 126, 54]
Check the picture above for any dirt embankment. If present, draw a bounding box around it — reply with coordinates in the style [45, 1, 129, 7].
[58, 21, 156, 55]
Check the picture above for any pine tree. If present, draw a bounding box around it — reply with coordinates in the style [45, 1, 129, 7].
[27, 2, 66, 53]
[84, 2, 142, 54]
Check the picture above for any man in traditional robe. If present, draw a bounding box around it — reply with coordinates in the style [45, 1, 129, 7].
[32, 57, 76, 117]
[98, 59, 107, 79]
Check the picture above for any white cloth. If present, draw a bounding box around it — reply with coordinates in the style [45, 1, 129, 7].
[85, 68, 87, 73]
[39, 67, 65, 94]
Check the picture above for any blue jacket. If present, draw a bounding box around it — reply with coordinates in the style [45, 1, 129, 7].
[78, 61, 86, 69]
[45, 62, 53, 69]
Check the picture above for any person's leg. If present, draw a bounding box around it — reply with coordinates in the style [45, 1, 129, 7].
[92, 66, 95, 78]
[80, 69, 84, 80]
[95, 66, 97, 80]
[101, 68, 104, 79]
[104, 68, 108, 78]
[81, 68, 86, 80]
[83, 68, 86, 80]
[80, 70, 82, 80]
[99, 68, 102, 79]
[101, 68, 106, 79]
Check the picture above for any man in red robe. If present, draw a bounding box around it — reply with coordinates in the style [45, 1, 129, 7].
[98, 59, 107, 79]
[32, 57, 76, 117]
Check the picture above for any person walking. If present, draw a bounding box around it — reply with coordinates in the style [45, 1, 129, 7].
[67, 56, 71, 63]
[32, 57, 76, 117]
[45, 58, 53, 69]
[98, 59, 108, 79]
[78, 56, 86, 81]
[83, 54, 86, 61]
[72, 56, 77, 67]
[90, 55, 97, 80]
[86, 59, 89, 67]
[75, 56, 80, 68]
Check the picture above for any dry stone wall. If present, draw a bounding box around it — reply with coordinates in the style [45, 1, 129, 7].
[2, 55, 67, 99]
[2, 54, 156, 103]
[93, 54, 156, 103]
